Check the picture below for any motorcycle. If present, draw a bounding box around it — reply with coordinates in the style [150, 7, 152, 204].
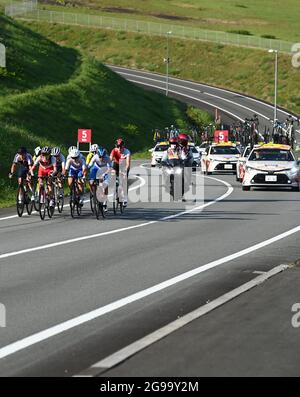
[161, 158, 184, 200]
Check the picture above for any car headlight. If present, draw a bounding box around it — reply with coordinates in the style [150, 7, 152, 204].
[175, 168, 183, 175]
[288, 167, 298, 175]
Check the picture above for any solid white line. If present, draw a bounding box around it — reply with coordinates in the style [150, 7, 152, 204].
[75, 264, 288, 375]
[0, 176, 232, 360]
[1, 212, 300, 360]
[111, 66, 299, 120]
[0, 176, 232, 260]
[127, 79, 244, 122]
[0, 175, 145, 221]
[119, 72, 269, 120]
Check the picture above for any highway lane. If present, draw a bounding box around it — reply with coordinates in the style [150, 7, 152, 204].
[108, 65, 300, 134]
[1, 160, 300, 376]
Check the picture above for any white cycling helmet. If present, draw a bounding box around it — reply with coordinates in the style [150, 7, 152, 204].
[70, 148, 80, 158]
[68, 145, 77, 154]
[51, 147, 61, 156]
[34, 146, 42, 157]
[91, 143, 99, 152]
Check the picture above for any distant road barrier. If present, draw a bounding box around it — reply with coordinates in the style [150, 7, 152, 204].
[5, 1, 294, 54]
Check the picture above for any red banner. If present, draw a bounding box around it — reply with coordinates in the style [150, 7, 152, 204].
[214, 130, 229, 143]
[78, 129, 92, 143]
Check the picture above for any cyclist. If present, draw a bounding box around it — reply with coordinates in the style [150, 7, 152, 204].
[67, 146, 86, 164]
[178, 133, 193, 200]
[65, 148, 87, 206]
[32, 146, 42, 163]
[87, 144, 100, 193]
[110, 138, 131, 207]
[86, 143, 99, 166]
[9, 147, 34, 201]
[51, 147, 66, 196]
[31, 146, 57, 207]
[88, 147, 111, 212]
[161, 137, 180, 164]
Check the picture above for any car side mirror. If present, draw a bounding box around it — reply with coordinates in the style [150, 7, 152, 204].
[149, 148, 154, 153]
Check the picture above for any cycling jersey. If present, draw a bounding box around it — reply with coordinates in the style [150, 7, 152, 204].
[66, 157, 86, 178]
[13, 153, 33, 178]
[110, 148, 131, 165]
[88, 154, 111, 181]
[67, 152, 86, 165]
[32, 155, 56, 178]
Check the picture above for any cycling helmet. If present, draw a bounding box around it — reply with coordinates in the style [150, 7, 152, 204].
[68, 145, 77, 154]
[51, 147, 61, 156]
[17, 147, 27, 154]
[41, 146, 51, 155]
[34, 146, 42, 157]
[98, 147, 107, 157]
[91, 143, 99, 153]
[178, 133, 189, 146]
[169, 137, 178, 145]
[116, 138, 124, 147]
[70, 149, 80, 158]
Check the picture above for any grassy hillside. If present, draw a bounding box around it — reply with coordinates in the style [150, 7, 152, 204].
[0, 14, 194, 207]
[24, 21, 300, 115]
[24, 0, 300, 42]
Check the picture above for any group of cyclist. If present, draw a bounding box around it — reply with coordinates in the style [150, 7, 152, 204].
[9, 138, 131, 213]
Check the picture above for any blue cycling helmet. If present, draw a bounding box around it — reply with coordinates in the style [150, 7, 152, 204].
[98, 147, 107, 157]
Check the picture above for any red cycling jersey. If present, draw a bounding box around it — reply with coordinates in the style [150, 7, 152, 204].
[110, 148, 131, 165]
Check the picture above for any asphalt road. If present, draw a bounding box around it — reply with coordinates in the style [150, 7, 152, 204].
[108, 65, 300, 134]
[1, 70, 300, 377]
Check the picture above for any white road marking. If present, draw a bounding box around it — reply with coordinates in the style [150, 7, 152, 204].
[119, 72, 269, 120]
[0, 176, 232, 359]
[1, 210, 300, 360]
[0, 176, 232, 260]
[111, 65, 299, 120]
[0, 175, 145, 221]
[126, 79, 244, 121]
[75, 264, 288, 376]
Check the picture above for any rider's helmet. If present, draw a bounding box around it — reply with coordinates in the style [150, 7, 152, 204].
[169, 137, 178, 145]
[51, 147, 61, 156]
[70, 148, 80, 159]
[68, 145, 77, 154]
[98, 147, 107, 158]
[17, 147, 27, 155]
[91, 143, 99, 153]
[34, 146, 42, 157]
[116, 138, 124, 148]
[41, 146, 51, 156]
[178, 133, 189, 147]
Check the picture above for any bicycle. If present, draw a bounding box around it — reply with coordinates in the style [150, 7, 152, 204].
[91, 177, 106, 220]
[13, 174, 34, 217]
[38, 176, 55, 220]
[69, 176, 83, 218]
[113, 175, 124, 215]
[53, 175, 65, 214]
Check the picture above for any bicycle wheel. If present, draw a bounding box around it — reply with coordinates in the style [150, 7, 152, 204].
[16, 185, 25, 217]
[70, 184, 76, 218]
[93, 189, 100, 220]
[57, 187, 64, 213]
[76, 202, 82, 216]
[99, 202, 105, 218]
[90, 190, 94, 214]
[39, 186, 46, 220]
[32, 180, 39, 212]
[47, 197, 55, 218]
[25, 190, 33, 215]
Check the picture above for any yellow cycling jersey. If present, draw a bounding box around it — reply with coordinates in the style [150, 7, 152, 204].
[86, 152, 94, 165]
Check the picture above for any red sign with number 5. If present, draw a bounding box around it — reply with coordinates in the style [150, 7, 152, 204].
[214, 130, 229, 143]
[78, 129, 92, 143]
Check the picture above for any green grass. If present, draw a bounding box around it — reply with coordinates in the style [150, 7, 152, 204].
[25, 21, 300, 116]
[21, 0, 300, 43]
[0, 14, 197, 207]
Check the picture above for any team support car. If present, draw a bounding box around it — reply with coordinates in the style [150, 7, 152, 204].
[201, 142, 241, 175]
[188, 143, 201, 170]
[242, 144, 300, 191]
[150, 141, 169, 167]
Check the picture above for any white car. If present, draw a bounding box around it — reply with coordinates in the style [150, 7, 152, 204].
[150, 141, 169, 167]
[189, 144, 201, 170]
[242, 144, 300, 191]
[236, 145, 252, 182]
[201, 143, 241, 175]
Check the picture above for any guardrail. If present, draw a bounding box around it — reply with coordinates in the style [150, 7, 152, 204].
[5, 2, 294, 53]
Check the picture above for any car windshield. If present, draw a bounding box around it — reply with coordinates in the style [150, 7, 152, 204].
[248, 149, 294, 161]
[200, 143, 208, 148]
[210, 146, 240, 155]
[191, 147, 198, 153]
[155, 145, 169, 152]
[244, 147, 251, 157]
